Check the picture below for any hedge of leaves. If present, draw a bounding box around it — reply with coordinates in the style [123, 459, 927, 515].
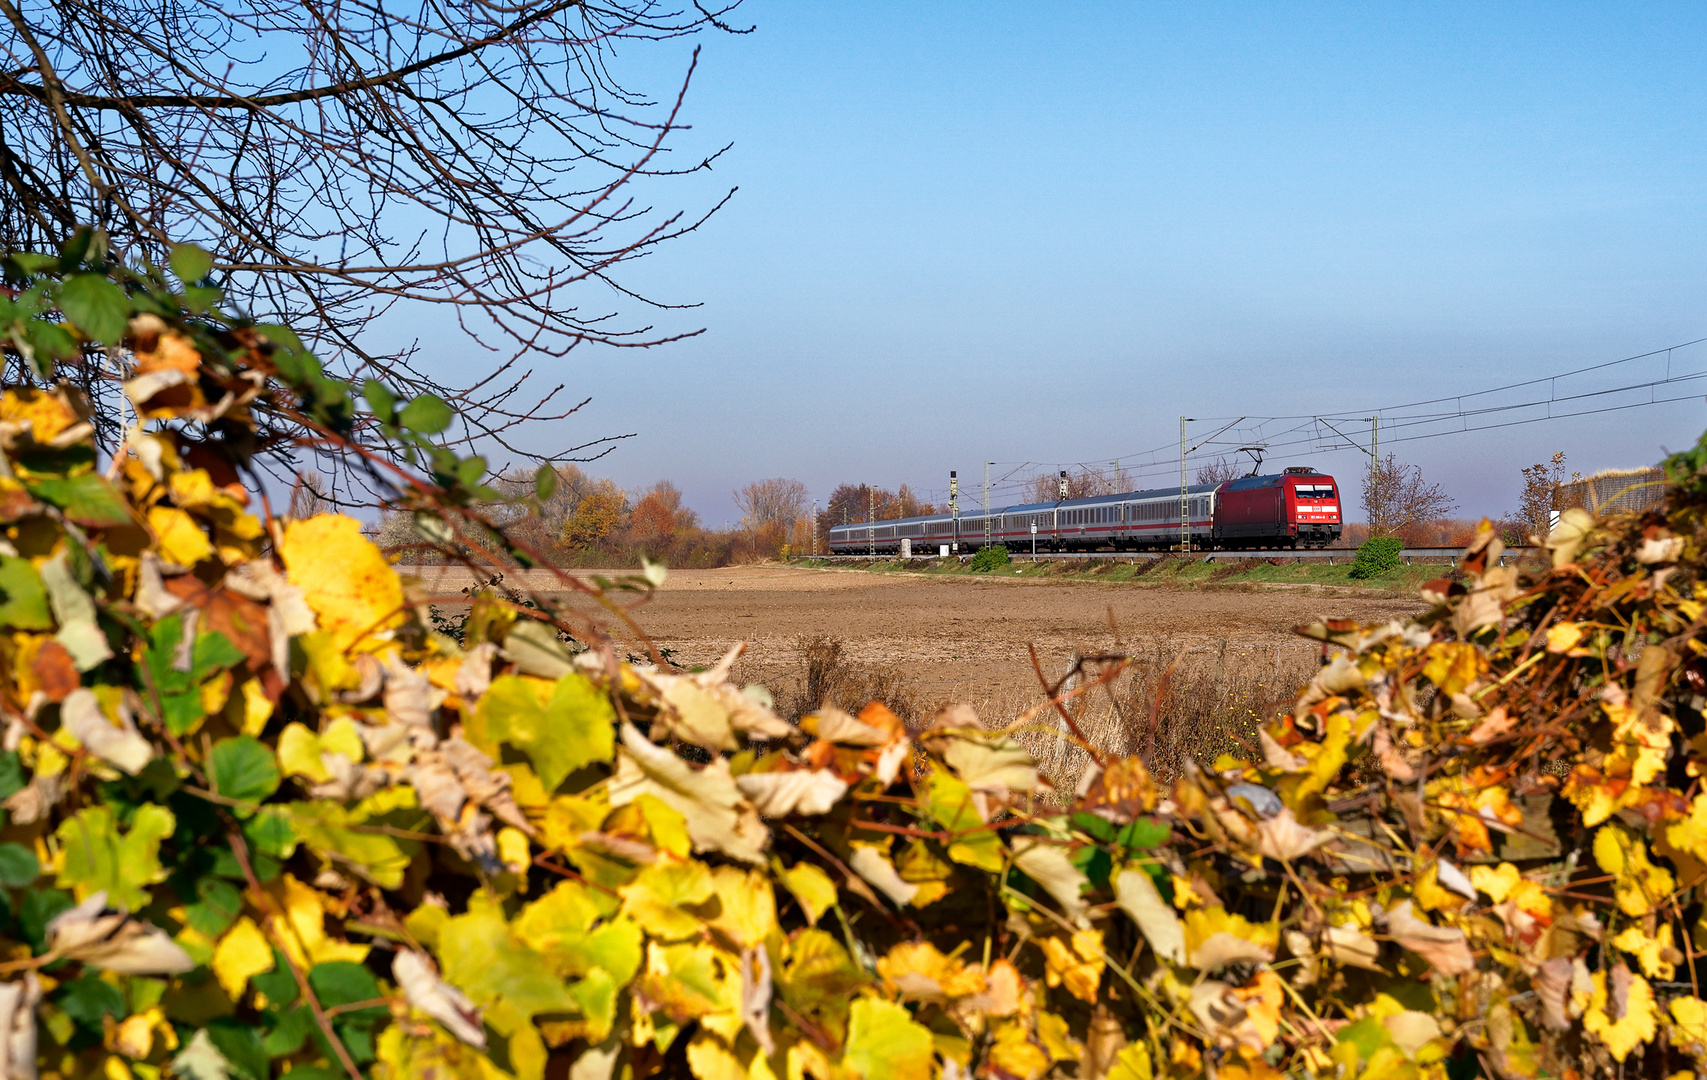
[1, 233, 1706, 1080]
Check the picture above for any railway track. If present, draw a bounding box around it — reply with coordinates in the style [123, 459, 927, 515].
[800, 545, 1538, 567]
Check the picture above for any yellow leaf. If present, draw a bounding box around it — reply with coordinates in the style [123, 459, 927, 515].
[1670, 995, 1707, 1051]
[619, 859, 715, 940]
[1184, 907, 1278, 970]
[1039, 930, 1105, 1003]
[1470, 863, 1521, 903]
[276, 718, 363, 783]
[279, 514, 403, 651]
[1583, 968, 1657, 1062]
[988, 1019, 1050, 1080]
[266, 873, 369, 970]
[634, 794, 691, 858]
[210, 917, 273, 999]
[497, 827, 531, 876]
[1612, 923, 1677, 980]
[685, 1032, 745, 1080]
[1233, 971, 1284, 1048]
[1034, 1009, 1080, 1062]
[608, 724, 768, 864]
[541, 793, 608, 853]
[841, 998, 934, 1080]
[1665, 793, 1707, 862]
[776, 860, 837, 926]
[1423, 641, 1485, 694]
[297, 630, 355, 698]
[233, 678, 273, 736]
[147, 506, 213, 566]
[708, 866, 777, 949]
[876, 942, 987, 1001]
[1106, 1041, 1153, 1080]
[1545, 622, 1584, 653]
[0, 387, 78, 443]
[1594, 825, 1675, 917]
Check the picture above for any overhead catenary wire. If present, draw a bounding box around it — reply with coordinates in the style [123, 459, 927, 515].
[924, 336, 1707, 505]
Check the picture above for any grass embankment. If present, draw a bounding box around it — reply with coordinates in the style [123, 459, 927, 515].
[793, 553, 1484, 595]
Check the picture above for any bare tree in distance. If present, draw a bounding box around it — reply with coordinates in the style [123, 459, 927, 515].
[1026, 466, 1128, 503]
[1514, 451, 1584, 541]
[1362, 453, 1456, 541]
[1195, 458, 1239, 485]
[286, 472, 328, 519]
[0, 0, 746, 465]
[818, 483, 895, 533]
[734, 477, 808, 530]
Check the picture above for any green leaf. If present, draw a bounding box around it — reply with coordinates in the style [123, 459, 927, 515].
[439, 899, 579, 1018]
[208, 736, 279, 812]
[54, 803, 175, 910]
[56, 272, 131, 344]
[535, 465, 558, 501]
[285, 802, 412, 889]
[56, 973, 126, 1029]
[361, 379, 396, 422]
[308, 961, 383, 1017]
[0, 752, 24, 801]
[1070, 812, 1118, 843]
[252, 957, 299, 1010]
[254, 324, 305, 354]
[0, 842, 39, 887]
[477, 673, 616, 791]
[398, 393, 453, 434]
[6, 252, 56, 276]
[456, 455, 487, 487]
[205, 1018, 268, 1080]
[1117, 817, 1172, 850]
[169, 244, 215, 284]
[23, 321, 77, 376]
[183, 285, 223, 314]
[927, 771, 1004, 873]
[19, 888, 73, 952]
[182, 876, 243, 938]
[260, 1005, 314, 1058]
[24, 473, 131, 527]
[242, 808, 297, 858]
[0, 556, 52, 630]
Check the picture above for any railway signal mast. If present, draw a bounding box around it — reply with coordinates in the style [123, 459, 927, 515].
[1179, 417, 1194, 553]
[949, 471, 958, 553]
[1316, 416, 1378, 532]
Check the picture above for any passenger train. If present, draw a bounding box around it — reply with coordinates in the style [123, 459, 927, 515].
[826, 467, 1341, 555]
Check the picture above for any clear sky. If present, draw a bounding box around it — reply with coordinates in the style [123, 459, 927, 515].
[431, 2, 1707, 525]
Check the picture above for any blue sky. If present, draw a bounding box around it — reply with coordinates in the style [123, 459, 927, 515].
[433, 2, 1707, 524]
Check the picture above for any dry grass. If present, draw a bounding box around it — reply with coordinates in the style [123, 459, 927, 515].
[773, 634, 920, 725]
[763, 632, 1318, 795]
[991, 637, 1318, 794]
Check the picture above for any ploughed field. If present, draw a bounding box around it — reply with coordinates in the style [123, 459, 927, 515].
[409, 565, 1420, 778]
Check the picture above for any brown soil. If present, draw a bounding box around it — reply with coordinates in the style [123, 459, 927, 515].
[406, 564, 1421, 722]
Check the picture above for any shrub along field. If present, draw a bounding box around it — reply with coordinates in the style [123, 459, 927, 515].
[796, 550, 1483, 595]
[5, 233, 1707, 1080]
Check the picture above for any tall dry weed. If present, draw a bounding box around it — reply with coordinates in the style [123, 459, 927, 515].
[776, 634, 920, 725]
[1011, 637, 1317, 794]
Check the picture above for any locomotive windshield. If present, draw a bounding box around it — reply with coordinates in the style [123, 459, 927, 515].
[1294, 485, 1336, 500]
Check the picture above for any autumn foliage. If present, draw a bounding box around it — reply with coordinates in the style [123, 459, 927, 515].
[5, 235, 1707, 1080]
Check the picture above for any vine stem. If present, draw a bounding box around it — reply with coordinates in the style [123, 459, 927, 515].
[225, 824, 367, 1080]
